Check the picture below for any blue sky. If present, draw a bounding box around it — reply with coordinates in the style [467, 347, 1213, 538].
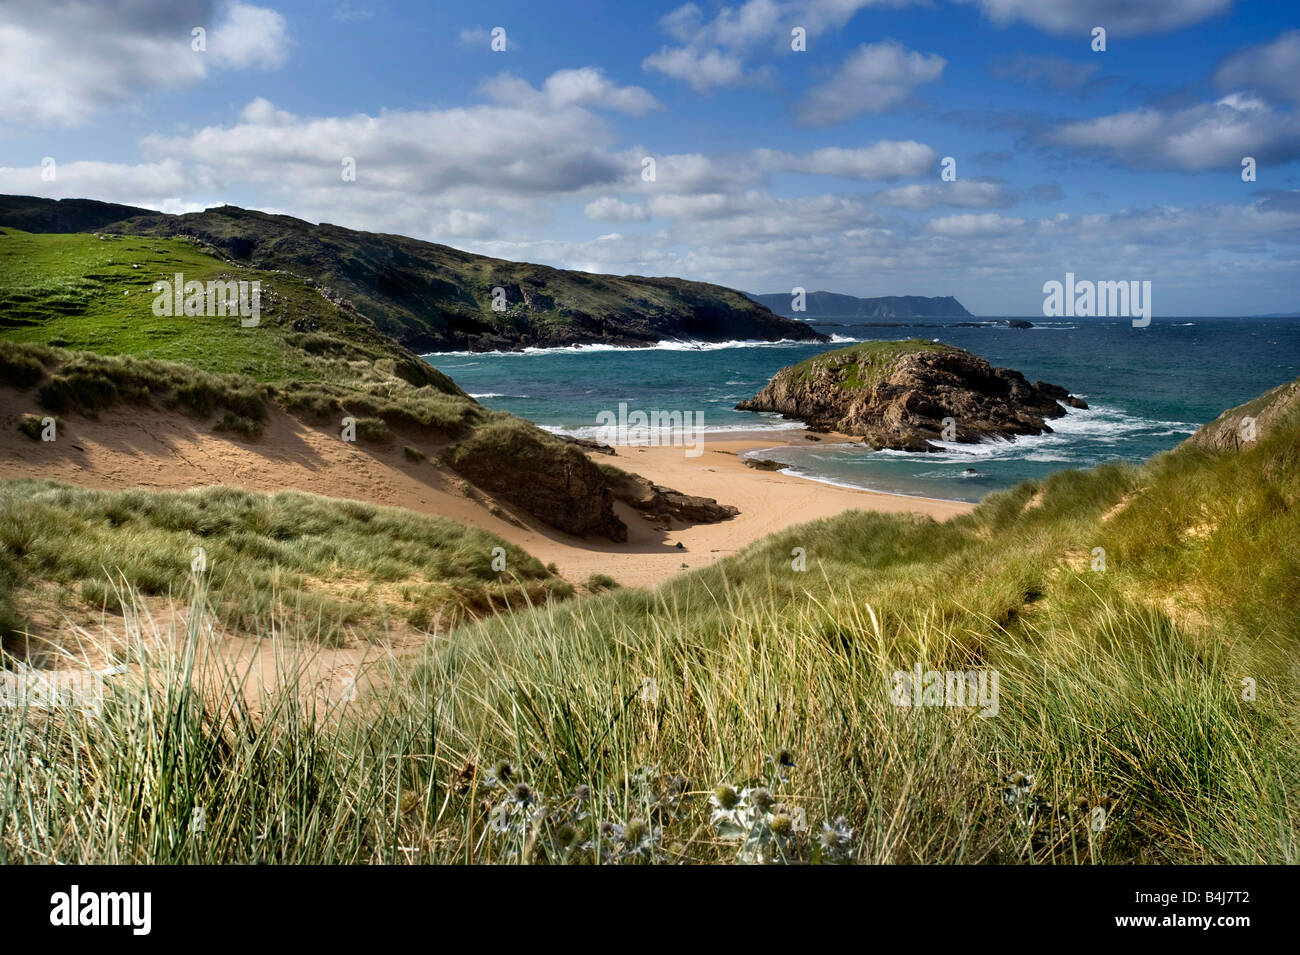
[2, 0, 1299, 315]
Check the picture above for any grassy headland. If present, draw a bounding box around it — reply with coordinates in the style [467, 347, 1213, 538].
[0, 196, 826, 352]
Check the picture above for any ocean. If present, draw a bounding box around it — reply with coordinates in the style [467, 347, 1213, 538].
[424, 318, 1300, 503]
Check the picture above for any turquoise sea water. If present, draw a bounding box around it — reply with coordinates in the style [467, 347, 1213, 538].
[425, 318, 1300, 503]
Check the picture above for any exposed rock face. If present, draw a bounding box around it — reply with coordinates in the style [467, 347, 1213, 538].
[446, 420, 627, 541]
[557, 434, 616, 455]
[1185, 378, 1300, 452]
[601, 467, 738, 525]
[737, 341, 1088, 451]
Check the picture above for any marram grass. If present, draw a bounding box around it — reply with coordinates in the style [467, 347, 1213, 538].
[1, 391, 1296, 864]
[0, 565, 1293, 864]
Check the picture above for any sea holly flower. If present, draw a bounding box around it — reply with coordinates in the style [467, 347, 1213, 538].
[619, 818, 660, 860]
[485, 760, 514, 789]
[710, 784, 749, 839]
[1002, 771, 1034, 806]
[818, 816, 855, 863]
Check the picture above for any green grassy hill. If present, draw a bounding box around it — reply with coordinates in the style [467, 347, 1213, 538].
[0, 227, 457, 392]
[0, 228, 633, 540]
[0, 195, 826, 352]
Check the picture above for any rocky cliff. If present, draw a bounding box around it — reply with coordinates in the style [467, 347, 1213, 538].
[737, 339, 1087, 451]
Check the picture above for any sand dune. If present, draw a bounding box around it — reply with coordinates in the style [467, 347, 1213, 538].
[0, 389, 973, 590]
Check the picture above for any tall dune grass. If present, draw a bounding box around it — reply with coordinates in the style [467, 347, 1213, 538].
[2, 392, 1296, 864]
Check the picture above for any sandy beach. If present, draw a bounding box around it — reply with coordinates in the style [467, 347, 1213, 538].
[0, 390, 974, 590]
[524, 433, 974, 587]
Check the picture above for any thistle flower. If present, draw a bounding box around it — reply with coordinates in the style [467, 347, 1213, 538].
[485, 760, 514, 789]
[711, 784, 740, 811]
[554, 821, 578, 848]
[710, 783, 749, 839]
[1002, 771, 1035, 807]
[818, 816, 855, 863]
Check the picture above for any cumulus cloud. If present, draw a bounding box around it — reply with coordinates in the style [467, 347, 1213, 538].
[474, 190, 1300, 316]
[1048, 93, 1300, 170]
[642, 0, 919, 90]
[798, 41, 945, 125]
[642, 46, 749, 89]
[960, 0, 1233, 37]
[584, 197, 651, 221]
[141, 92, 627, 198]
[755, 142, 937, 179]
[1213, 30, 1300, 105]
[430, 209, 498, 239]
[874, 180, 1016, 209]
[208, 2, 289, 69]
[483, 68, 661, 115]
[926, 212, 1025, 236]
[0, 0, 289, 126]
[0, 158, 212, 212]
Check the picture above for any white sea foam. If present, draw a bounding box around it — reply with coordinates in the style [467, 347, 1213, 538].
[422, 337, 827, 357]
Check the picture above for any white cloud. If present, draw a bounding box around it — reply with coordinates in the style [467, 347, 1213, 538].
[431, 209, 497, 239]
[0, 158, 211, 212]
[483, 68, 660, 115]
[926, 212, 1024, 236]
[642, 46, 748, 89]
[642, 0, 919, 90]
[585, 197, 651, 221]
[1214, 30, 1300, 105]
[799, 41, 945, 125]
[756, 141, 937, 179]
[961, 0, 1233, 37]
[1049, 94, 1300, 170]
[875, 180, 1015, 209]
[0, 1, 290, 126]
[208, 2, 289, 69]
[141, 92, 627, 197]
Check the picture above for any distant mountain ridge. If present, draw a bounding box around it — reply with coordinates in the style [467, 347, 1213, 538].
[0, 195, 825, 352]
[748, 290, 972, 319]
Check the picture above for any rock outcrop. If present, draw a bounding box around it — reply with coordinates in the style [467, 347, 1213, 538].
[737, 339, 1087, 451]
[446, 420, 628, 541]
[1185, 378, 1300, 452]
[600, 466, 738, 526]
